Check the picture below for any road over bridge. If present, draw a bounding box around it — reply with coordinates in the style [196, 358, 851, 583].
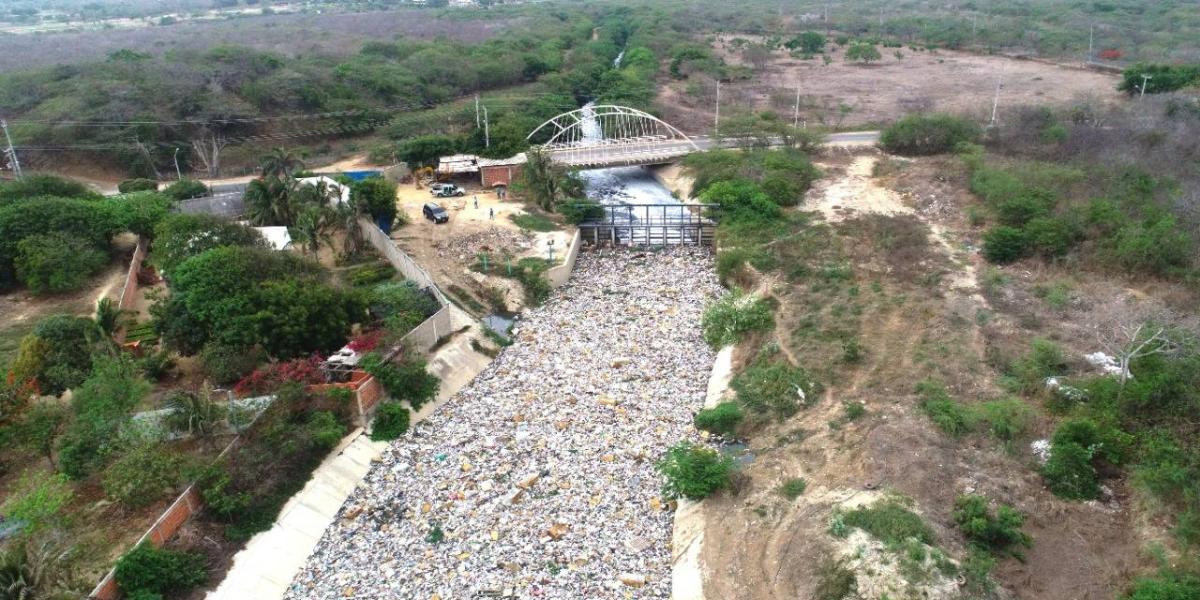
[529, 104, 880, 168]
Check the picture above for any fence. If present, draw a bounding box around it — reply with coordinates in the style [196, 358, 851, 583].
[178, 193, 244, 217]
[113, 237, 149, 344]
[360, 218, 449, 306]
[546, 229, 582, 288]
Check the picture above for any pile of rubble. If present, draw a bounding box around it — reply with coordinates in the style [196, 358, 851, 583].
[434, 228, 535, 262]
[287, 247, 722, 599]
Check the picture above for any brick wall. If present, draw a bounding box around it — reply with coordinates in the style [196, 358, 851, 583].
[90, 486, 205, 599]
[481, 164, 520, 188]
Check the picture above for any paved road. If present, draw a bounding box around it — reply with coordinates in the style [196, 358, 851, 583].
[547, 130, 881, 167]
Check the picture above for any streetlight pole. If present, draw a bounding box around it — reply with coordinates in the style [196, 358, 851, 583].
[1139, 74, 1153, 101]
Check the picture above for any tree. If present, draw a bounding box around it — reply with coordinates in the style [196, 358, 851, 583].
[349, 177, 399, 228]
[105, 191, 175, 237]
[118, 179, 158, 193]
[845, 42, 883, 64]
[395, 135, 459, 168]
[0, 174, 100, 202]
[259, 148, 305, 180]
[290, 205, 334, 256]
[881, 114, 982, 155]
[700, 180, 780, 223]
[164, 384, 227, 445]
[11, 316, 100, 396]
[94, 298, 130, 339]
[102, 444, 189, 509]
[521, 147, 571, 212]
[161, 179, 209, 201]
[1092, 296, 1196, 385]
[157, 246, 360, 358]
[152, 213, 266, 276]
[786, 31, 826, 54]
[191, 129, 228, 179]
[0, 198, 120, 290]
[243, 176, 298, 227]
[57, 356, 150, 479]
[13, 402, 68, 470]
[14, 233, 108, 295]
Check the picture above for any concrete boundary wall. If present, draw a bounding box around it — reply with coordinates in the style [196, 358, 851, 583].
[546, 229, 581, 288]
[113, 237, 148, 344]
[360, 218, 448, 305]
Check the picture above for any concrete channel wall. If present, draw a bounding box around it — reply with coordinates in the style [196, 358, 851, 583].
[546, 229, 582, 288]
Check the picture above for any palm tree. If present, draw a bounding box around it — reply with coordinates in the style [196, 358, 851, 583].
[338, 197, 368, 258]
[259, 147, 305, 181]
[93, 297, 129, 338]
[0, 535, 86, 599]
[291, 205, 336, 256]
[522, 147, 563, 212]
[164, 383, 226, 448]
[243, 176, 296, 226]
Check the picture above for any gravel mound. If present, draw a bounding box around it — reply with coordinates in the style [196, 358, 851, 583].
[286, 247, 721, 599]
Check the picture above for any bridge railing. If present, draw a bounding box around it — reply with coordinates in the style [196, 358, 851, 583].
[576, 203, 720, 246]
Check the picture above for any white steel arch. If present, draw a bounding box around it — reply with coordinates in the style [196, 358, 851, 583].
[527, 104, 699, 151]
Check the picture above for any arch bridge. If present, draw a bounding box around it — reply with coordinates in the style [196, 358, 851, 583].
[527, 105, 700, 168]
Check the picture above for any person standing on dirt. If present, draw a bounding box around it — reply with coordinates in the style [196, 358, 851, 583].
[474, 195, 479, 210]
[489, 207, 494, 220]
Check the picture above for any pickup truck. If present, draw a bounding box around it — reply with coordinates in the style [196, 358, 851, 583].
[429, 183, 465, 197]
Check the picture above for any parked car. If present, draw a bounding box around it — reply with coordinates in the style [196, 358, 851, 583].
[430, 183, 465, 197]
[423, 202, 450, 224]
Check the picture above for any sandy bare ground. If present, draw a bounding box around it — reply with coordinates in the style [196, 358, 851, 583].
[698, 148, 1142, 600]
[659, 41, 1123, 133]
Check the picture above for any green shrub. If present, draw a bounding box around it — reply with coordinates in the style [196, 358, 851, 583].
[656, 441, 734, 501]
[14, 233, 108, 294]
[347, 262, 395, 287]
[778, 478, 807, 500]
[114, 543, 206, 597]
[304, 410, 346, 450]
[558, 200, 606, 225]
[370, 402, 411, 441]
[700, 180, 780, 224]
[732, 359, 821, 418]
[200, 343, 264, 385]
[880, 114, 981, 156]
[350, 177, 399, 227]
[701, 289, 774, 348]
[693, 402, 743, 436]
[844, 402, 866, 421]
[982, 226, 1029, 264]
[976, 398, 1035, 441]
[58, 356, 151, 479]
[1051, 418, 1131, 466]
[1125, 571, 1200, 600]
[0, 174, 100, 201]
[1024, 217, 1079, 258]
[0, 471, 74, 534]
[161, 179, 209, 201]
[842, 499, 935, 545]
[994, 194, 1050, 227]
[1009, 338, 1068, 395]
[917, 380, 972, 436]
[369, 281, 440, 333]
[102, 445, 188, 509]
[953, 494, 1031, 554]
[119, 179, 159, 193]
[360, 353, 440, 411]
[1042, 441, 1099, 500]
[1111, 215, 1192, 276]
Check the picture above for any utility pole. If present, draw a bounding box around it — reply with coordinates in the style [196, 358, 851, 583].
[878, 6, 883, 29]
[1088, 24, 1094, 62]
[1139, 74, 1153, 100]
[793, 87, 801, 129]
[475, 94, 481, 129]
[972, 15, 978, 38]
[989, 75, 1003, 128]
[173, 147, 182, 180]
[483, 105, 490, 148]
[1, 119, 21, 180]
[714, 80, 721, 134]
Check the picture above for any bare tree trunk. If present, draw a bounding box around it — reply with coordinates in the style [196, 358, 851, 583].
[134, 137, 162, 180]
[191, 131, 227, 179]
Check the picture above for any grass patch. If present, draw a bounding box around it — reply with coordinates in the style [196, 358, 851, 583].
[731, 356, 822, 419]
[916, 380, 1035, 443]
[778, 478, 807, 500]
[446, 284, 486, 314]
[842, 499, 936, 546]
[509, 212, 560, 232]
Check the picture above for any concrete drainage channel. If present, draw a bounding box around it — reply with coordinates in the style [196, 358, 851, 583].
[282, 248, 722, 599]
[671, 345, 733, 600]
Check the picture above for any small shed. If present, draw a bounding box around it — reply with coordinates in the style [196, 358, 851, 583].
[478, 153, 527, 188]
[437, 154, 481, 176]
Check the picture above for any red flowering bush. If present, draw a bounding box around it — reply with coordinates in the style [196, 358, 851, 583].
[346, 330, 383, 353]
[233, 355, 325, 396]
[1098, 49, 1122, 60]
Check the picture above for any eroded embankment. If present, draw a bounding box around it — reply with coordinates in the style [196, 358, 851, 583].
[286, 247, 722, 599]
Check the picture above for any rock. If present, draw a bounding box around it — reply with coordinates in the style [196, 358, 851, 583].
[516, 473, 540, 489]
[618, 573, 647, 588]
[343, 506, 364, 520]
[505, 489, 524, 504]
[546, 523, 569, 540]
[610, 357, 631, 368]
[598, 395, 618, 407]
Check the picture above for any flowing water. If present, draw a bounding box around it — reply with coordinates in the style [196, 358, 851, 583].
[576, 101, 695, 244]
